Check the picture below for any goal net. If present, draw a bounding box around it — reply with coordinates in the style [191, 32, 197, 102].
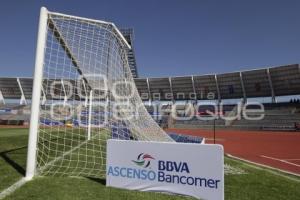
[26, 7, 173, 179]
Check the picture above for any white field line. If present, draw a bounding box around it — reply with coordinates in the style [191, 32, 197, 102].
[0, 178, 27, 200]
[261, 155, 300, 168]
[283, 158, 300, 161]
[226, 154, 300, 182]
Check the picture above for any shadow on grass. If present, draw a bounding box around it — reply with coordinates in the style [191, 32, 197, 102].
[0, 146, 27, 176]
[87, 177, 106, 185]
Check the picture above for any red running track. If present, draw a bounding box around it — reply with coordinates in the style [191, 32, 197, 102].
[167, 128, 300, 175]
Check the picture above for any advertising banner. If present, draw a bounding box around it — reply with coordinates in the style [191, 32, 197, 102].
[106, 140, 224, 200]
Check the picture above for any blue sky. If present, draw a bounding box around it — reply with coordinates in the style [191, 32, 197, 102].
[0, 0, 300, 78]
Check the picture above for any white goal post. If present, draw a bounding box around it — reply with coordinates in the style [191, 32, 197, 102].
[26, 7, 173, 180]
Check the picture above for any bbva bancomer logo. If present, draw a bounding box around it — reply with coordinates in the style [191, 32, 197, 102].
[107, 153, 221, 189]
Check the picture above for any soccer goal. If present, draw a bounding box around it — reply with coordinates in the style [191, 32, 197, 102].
[26, 7, 173, 180]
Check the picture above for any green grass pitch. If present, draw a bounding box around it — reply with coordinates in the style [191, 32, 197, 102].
[0, 128, 299, 200]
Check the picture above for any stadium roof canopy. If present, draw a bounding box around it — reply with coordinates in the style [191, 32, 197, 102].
[0, 64, 299, 103]
[136, 64, 300, 102]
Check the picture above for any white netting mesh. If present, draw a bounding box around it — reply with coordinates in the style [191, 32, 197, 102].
[36, 11, 173, 178]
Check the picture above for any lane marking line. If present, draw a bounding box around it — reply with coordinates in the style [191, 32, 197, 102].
[284, 158, 300, 161]
[261, 155, 300, 168]
[226, 154, 300, 181]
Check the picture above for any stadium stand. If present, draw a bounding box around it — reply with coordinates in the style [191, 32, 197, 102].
[0, 104, 29, 125]
[0, 64, 299, 130]
[0, 64, 299, 101]
[231, 103, 300, 131]
[171, 102, 300, 131]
